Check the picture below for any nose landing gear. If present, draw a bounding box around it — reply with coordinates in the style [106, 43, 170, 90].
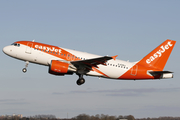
[22, 61, 29, 73]
[76, 74, 85, 85]
[22, 68, 27, 73]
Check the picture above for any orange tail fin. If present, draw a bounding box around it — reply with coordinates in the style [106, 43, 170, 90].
[137, 39, 176, 71]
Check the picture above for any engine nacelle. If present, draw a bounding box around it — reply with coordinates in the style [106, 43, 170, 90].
[49, 60, 73, 76]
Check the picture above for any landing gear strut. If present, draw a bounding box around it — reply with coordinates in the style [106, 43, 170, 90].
[22, 61, 29, 73]
[76, 74, 85, 85]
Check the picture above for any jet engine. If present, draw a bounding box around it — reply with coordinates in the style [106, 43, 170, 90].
[49, 60, 73, 75]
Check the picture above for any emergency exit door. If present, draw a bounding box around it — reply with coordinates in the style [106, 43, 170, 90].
[26, 42, 33, 54]
[131, 65, 138, 76]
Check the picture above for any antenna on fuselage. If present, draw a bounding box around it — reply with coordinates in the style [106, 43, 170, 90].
[32, 39, 35, 42]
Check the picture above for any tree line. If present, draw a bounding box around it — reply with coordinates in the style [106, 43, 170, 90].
[72, 114, 135, 120]
[136, 117, 180, 120]
[0, 114, 180, 120]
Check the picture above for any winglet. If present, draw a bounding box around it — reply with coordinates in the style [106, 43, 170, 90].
[112, 55, 118, 60]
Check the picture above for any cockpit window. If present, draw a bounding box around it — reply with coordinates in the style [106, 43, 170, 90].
[11, 43, 20, 47]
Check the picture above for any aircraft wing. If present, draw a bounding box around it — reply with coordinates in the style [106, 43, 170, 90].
[71, 55, 118, 71]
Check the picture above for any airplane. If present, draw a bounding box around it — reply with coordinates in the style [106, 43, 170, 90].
[3, 39, 176, 85]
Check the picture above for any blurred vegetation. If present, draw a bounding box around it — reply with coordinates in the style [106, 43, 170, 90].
[0, 114, 180, 120]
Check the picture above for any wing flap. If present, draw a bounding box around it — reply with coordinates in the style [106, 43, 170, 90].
[71, 55, 117, 71]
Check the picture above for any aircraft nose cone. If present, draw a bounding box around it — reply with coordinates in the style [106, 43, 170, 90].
[3, 46, 9, 54]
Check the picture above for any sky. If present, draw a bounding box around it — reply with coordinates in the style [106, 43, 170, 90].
[0, 0, 180, 119]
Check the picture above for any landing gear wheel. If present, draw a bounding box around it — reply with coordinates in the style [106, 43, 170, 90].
[22, 61, 29, 73]
[22, 68, 27, 73]
[76, 78, 85, 85]
[76, 74, 85, 85]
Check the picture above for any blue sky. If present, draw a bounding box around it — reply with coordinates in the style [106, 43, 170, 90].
[0, 0, 180, 118]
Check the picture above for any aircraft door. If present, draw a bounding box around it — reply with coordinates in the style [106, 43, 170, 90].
[26, 42, 33, 54]
[131, 65, 138, 76]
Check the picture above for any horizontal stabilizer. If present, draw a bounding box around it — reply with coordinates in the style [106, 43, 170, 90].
[148, 71, 173, 79]
[149, 71, 173, 74]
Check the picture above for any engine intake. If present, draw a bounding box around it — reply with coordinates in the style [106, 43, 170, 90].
[49, 60, 73, 76]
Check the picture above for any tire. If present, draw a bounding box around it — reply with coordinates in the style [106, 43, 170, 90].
[76, 78, 85, 85]
[22, 68, 27, 73]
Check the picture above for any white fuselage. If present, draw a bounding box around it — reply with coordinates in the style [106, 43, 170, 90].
[3, 43, 135, 79]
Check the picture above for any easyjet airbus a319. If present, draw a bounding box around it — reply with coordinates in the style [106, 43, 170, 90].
[3, 39, 176, 85]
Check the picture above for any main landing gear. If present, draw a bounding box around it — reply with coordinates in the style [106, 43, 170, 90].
[76, 74, 85, 86]
[22, 61, 29, 73]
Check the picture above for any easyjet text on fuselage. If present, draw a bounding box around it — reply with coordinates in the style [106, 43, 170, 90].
[35, 45, 62, 53]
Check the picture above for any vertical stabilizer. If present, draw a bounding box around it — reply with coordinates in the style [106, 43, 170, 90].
[138, 39, 176, 70]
